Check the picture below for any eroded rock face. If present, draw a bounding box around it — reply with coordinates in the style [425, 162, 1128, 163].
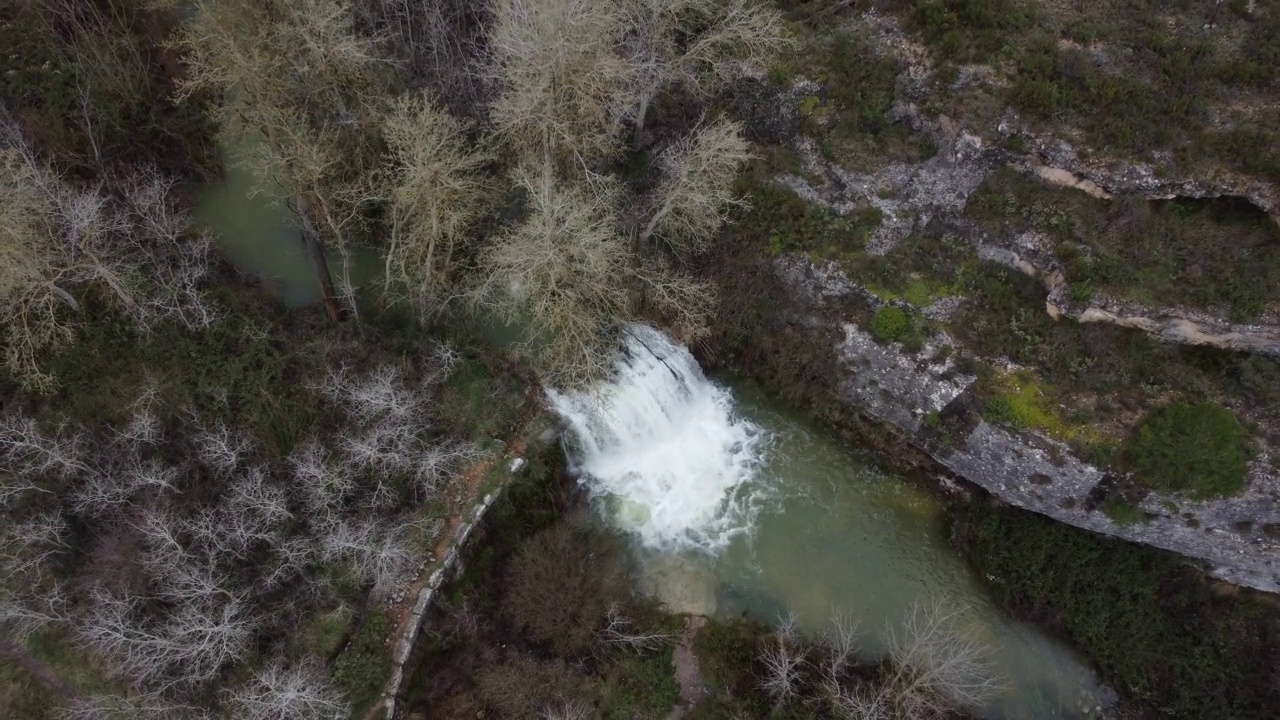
[793, 257, 1280, 591]
[741, 6, 1280, 591]
[836, 324, 974, 433]
[1010, 122, 1280, 217]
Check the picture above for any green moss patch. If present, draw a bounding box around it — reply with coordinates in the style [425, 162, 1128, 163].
[1126, 402, 1252, 499]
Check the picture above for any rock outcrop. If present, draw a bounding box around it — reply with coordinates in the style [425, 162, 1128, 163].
[778, 256, 1280, 591]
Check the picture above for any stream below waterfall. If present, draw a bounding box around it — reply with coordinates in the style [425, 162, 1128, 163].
[197, 144, 1113, 718]
[550, 326, 1114, 719]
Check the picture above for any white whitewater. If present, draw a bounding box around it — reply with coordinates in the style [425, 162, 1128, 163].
[547, 325, 770, 553]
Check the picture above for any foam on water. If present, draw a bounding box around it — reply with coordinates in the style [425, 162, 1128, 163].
[547, 325, 769, 553]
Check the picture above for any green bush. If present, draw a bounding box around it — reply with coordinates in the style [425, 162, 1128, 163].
[303, 608, 352, 660]
[870, 306, 909, 343]
[983, 393, 1030, 430]
[1127, 402, 1251, 498]
[910, 0, 1034, 63]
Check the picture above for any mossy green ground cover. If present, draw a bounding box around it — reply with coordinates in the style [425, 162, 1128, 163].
[955, 501, 1279, 718]
[1126, 402, 1251, 499]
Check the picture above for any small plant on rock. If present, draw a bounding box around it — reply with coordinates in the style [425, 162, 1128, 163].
[870, 305, 909, 343]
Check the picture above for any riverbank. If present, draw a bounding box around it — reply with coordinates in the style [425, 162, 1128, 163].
[694, 240, 1279, 718]
[398, 439, 1016, 720]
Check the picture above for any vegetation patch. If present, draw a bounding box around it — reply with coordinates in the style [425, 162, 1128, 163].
[476, 655, 599, 720]
[870, 305, 910, 343]
[598, 647, 681, 719]
[1126, 402, 1252, 499]
[333, 611, 393, 715]
[978, 370, 1095, 445]
[302, 607, 354, 661]
[0, 658, 60, 720]
[500, 520, 630, 657]
[731, 163, 881, 260]
[955, 502, 1280, 718]
[968, 168, 1280, 321]
[899, 0, 1036, 64]
[1099, 498, 1149, 525]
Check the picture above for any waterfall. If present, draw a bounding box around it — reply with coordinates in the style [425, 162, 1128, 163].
[547, 325, 770, 553]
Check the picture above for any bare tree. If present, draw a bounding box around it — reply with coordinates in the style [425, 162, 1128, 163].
[290, 438, 354, 516]
[226, 657, 349, 720]
[597, 603, 677, 651]
[69, 454, 180, 517]
[1, 132, 217, 390]
[474, 162, 632, 385]
[0, 582, 69, 641]
[1, 143, 121, 391]
[60, 691, 216, 720]
[486, 0, 634, 165]
[758, 610, 806, 707]
[540, 700, 593, 720]
[879, 598, 1001, 718]
[382, 91, 493, 313]
[619, 0, 789, 147]
[150, 556, 235, 605]
[358, 0, 490, 114]
[119, 169, 220, 331]
[193, 421, 252, 475]
[826, 683, 892, 720]
[821, 610, 861, 680]
[319, 517, 423, 599]
[115, 387, 163, 447]
[181, 0, 388, 321]
[258, 535, 317, 592]
[76, 587, 258, 691]
[317, 363, 423, 425]
[134, 504, 194, 581]
[227, 466, 294, 528]
[640, 119, 754, 250]
[0, 512, 70, 581]
[0, 414, 88, 501]
[411, 441, 486, 500]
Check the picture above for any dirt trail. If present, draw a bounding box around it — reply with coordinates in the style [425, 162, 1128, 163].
[669, 616, 710, 719]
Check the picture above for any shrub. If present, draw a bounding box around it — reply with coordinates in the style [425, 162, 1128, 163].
[1127, 402, 1251, 498]
[982, 394, 1030, 430]
[599, 648, 680, 719]
[870, 306, 909, 343]
[303, 607, 353, 660]
[476, 655, 598, 720]
[500, 521, 629, 657]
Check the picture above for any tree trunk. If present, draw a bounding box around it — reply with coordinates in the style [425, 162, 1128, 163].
[294, 195, 343, 323]
[633, 91, 653, 151]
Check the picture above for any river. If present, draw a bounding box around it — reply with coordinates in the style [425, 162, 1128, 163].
[549, 325, 1113, 719]
[197, 155, 1113, 719]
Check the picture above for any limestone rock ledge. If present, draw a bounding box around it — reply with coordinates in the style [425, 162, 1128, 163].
[784, 257, 1280, 592]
